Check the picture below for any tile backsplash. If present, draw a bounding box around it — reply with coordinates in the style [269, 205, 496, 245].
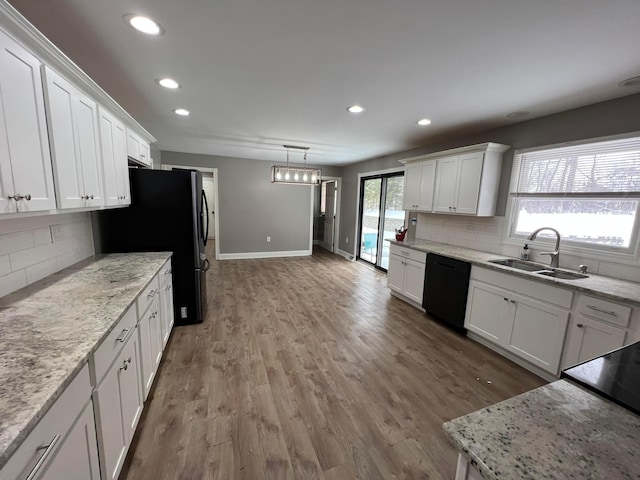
[0, 213, 94, 297]
[415, 213, 640, 283]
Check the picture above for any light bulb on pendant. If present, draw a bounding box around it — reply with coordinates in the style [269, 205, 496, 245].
[284, 170, 290, 181]
[294, 171, 299, 181]
[311, 173, 317, 183]
[276, 169, 282, 180]
[303, 172, 308, 182]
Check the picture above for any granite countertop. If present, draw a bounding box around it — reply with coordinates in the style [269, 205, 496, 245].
[0, 252, 171, 470]
[391, 239, 640, 306]
[443, 380, 640, 480]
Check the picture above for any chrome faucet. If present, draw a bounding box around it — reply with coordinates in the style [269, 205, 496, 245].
[527, 227, 561, 268]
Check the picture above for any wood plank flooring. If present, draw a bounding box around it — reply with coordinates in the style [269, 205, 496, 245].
[121, 245, 545, 480]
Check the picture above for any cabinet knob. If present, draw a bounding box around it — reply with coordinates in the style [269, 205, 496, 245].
[120, 361, 128, 371]
[25, 194, 32, 201]
[576, 323, 584, 328]
[510, 299, 516, 304]
[503, 297, 508, 301]
[148, 289, 156, 298]
[89, 194, 94, 200]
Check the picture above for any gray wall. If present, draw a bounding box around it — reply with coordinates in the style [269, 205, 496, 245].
[337, 93, 640, 254]
[161, 151, 339, 255]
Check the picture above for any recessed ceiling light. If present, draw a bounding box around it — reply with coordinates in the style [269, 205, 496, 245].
[416, 118, 432, 126]
[507, 111, 530, 119]
[173, 108, 190, 116]
[156, 78, 180, 89]
[618, 76, 640, 88]
[346, 105, 365, 114]
[124, 14, 165, 36]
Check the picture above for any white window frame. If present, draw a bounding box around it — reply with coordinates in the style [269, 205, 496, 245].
[504, 132, 640, 265]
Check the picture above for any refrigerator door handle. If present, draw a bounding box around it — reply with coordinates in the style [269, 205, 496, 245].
[201, 190, 209, 246]
[203, 258, 210, 272]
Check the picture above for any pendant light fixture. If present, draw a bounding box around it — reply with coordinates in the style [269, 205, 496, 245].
[271, 145, 321, 185]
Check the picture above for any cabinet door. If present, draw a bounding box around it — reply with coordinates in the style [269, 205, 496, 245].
[562, 315, 627, 368]
[160, 281, 174, 348]
[139, 296, 161, 400]
[99, 107, 128, 206]
[387, 254, 405, 293]
[454, 152, 484, 214]
[0, 31, 56, 213]
[74, 93, 103, 207]
[139, 140, 151, 166]
[403, 258, 425, 304]
[126, 130, 140, 161]
[402, 164, 421, 209]
[506, 293, 569, 375]
[40, 401, 100, 480]
[417, 161, 436, 211]
[94, 329, 143, 480]
[43, 67, 84, 209]
[465, 280, 510, 344]
[433, 156, 459, 213]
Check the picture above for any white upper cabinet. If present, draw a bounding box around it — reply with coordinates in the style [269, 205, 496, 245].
[402, 161, 436, 211]
[99, 106, 130, 206]
[0, 30, 56, 213]
[127, 129, 151, 167]
[43, 66, 104, 209]
[403, 143, 509, 217]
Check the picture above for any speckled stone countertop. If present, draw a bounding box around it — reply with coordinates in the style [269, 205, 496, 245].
[391, 239, 640, 306]
[0, 252, 171, 470]
[443, 380, 640, 480]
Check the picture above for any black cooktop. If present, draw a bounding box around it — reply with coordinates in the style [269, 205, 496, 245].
[562, 341, 640, 415]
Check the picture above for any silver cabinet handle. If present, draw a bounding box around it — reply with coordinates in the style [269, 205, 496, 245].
[510, 299, 516, 304]
[8, 194, 30, 200]
[586, 305, 617, 317]
[164, 269, 171, 275]
[166, 285, 171, 291]
[503, 297, 509, 301]
[147, 289, 156, 298]
[116, 327, 134, 344]
[140, 153, 146, 158]
[120, 361, 128, 371]
[25, 434, 61, 480]
[24, 194, 32, 201]
[90, 194, 94, 200]
[577, 323, 584, 328]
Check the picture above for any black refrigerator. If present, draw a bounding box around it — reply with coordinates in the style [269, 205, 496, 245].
[96, 168, 209, 325]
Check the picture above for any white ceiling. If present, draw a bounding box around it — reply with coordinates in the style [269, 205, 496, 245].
[8, 0, 640, 166]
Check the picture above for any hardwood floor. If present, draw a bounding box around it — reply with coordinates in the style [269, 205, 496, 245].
[121, 245, 545, 480]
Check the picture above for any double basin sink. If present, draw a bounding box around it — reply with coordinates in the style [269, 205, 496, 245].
[489, 259, 589, 280]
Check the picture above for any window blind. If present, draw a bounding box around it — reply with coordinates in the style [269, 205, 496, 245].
[511, 136, 640, 194]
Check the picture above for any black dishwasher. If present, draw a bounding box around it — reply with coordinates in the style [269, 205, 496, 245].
[423, 253, 471, 332]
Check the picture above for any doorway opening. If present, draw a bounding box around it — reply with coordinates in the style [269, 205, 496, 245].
[357, 171, 404, 271]
[313, 177, 341, 254]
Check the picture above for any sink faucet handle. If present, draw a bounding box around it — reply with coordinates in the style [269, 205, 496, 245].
[579, 265, 588, 274]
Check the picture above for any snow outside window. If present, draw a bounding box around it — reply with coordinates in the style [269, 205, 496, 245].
[508, 134, 640, 254]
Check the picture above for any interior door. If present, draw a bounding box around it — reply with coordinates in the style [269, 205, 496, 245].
[203, 175, 215, 239]
[323, 180, 336, 252]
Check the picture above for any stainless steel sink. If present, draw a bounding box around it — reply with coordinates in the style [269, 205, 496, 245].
[489, 258, 589, 280]
[488, 259, 547, 272]
[536, 270, 589, 280]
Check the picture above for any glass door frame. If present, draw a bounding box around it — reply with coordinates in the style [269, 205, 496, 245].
[357, 170, 405, 271]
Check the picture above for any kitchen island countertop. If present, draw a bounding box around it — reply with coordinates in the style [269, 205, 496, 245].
[0, 252, 171, 470]
[391, 239, 640, 307]
[443, 379, 640, 480]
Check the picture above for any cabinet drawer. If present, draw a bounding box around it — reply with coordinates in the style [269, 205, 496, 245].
[91, 304, 137, 385]
[1, 364, 91, 480]
[159, 259, 172, 287]
[472, 266, 573, 309]
[575, 294, 631, 328]
[389, 244, 426, 264]
[137, 274, 160, 317]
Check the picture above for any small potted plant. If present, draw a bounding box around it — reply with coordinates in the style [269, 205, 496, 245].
[395, 226, 407, 241]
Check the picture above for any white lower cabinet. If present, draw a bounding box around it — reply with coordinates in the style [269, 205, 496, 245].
[39, 401, 100, 479]
[0, 365, 95, 480]
[387, 244, 427, 305]
[138, 295, 162, 400]
[93, 326, 143, 480]
[159, 275, 175, 348]
[465, 267, 572, 376]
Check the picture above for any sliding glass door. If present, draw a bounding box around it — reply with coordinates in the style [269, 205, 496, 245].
[358, 172, 404, 270]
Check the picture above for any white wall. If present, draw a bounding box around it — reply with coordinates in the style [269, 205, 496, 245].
[0, 212, 94, 297]
[415, 213, 640, 283]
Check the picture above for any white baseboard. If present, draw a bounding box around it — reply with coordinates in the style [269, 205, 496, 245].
[217, 249, 311, 260]
[337, 248, 354, 261]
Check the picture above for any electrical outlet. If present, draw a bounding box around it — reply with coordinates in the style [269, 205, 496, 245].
[346, 237, 349, 244]
[181, 307, 187, 318]
[266, 236, 271, 242]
